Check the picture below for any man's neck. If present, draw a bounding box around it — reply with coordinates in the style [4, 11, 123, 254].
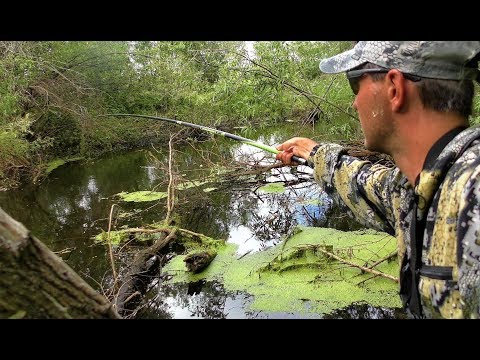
[390, 111, 467, 186]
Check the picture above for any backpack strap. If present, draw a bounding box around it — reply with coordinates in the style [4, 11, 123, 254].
[399, 130, 479, 318]
[399, 199, 424, 318]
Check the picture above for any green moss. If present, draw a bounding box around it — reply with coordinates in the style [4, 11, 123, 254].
[165, 243, 237, 281]
[116, 190, 168, 202]
[114, 179, 216, 202]
[94, 230, 127, 245]
[45, 159, 66, 174]
[93, 224, 226, 251]
[298, 198, 322, 206]
[177, 180, 209, 190]
[45, 157, 84, 174]
[177, 230, 226, 252]
[258, 183, 285, 194]
[163, 226, 402, 316]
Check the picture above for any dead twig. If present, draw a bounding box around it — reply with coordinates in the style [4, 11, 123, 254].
[107, 204, 118, 291]
[234, 51, 357, 122]
[165, 135, 176, 225]
[315, 246, 398, 283]
[124, 227, 171, 234]
[367, 251, 397, 270]
[356, 274, 380, 286]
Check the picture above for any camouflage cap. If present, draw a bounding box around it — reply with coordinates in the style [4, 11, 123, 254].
[320, 41, 480, 81]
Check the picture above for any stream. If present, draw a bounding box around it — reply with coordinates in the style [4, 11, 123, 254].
[0, 125, 405, 319]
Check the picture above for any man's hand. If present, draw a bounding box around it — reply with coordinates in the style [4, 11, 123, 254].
[276, 137, 319, 165]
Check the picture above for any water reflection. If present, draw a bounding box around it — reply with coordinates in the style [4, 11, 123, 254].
[138, 280, 401, 319]
[323, 303, 407, 319]
[0, 150, 166, 288]
[0, 126, 371, 318]
[138, 280, 323, 319]
[227, 225, 259, 256]
[137, 281, 241, 319]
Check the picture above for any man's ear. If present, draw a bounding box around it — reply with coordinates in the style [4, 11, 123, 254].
[386, 69, 407, 113]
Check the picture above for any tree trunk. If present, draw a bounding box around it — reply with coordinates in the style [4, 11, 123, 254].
[0, 207, 120, 319]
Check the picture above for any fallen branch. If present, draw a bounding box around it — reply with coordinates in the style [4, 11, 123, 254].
[315, 247, 398, 283]
[367, 251, 397, 270]
[165, 135, 176, 225]
[123, 227, 171, 234]
[107, 204, 118, 291]
[119, 226, 204, 239]
[114, 228, 177, 317]
[0, 206, 120, 318]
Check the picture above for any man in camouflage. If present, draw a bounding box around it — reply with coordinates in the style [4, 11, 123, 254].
[276, 41, 480, 319]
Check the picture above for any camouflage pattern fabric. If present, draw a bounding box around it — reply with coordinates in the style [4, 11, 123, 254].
[319, 41, 480, 81]
[309, 126, 480, 319]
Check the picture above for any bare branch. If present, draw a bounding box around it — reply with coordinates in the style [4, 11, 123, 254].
[107, 204, 118, 291]
[166, 135, 176, 225]
[314, 246, 399, 283]
[234, 51, 358, 122]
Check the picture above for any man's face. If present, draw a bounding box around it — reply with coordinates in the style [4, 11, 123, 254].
[351, 74, 394, 154]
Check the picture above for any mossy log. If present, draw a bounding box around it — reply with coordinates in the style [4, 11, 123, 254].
[114, 228, 177, 317]
[184, 250, 217, 273]
[0, 207, 120, 319]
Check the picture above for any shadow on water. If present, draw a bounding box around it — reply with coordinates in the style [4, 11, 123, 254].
[0, 125, 404, 318]
[0, 150, 165, 287]
[137, 280, 405, 319]
[137, 280, 324, 319]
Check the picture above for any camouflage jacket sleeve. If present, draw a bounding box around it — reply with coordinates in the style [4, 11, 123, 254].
[455, 164, 480, 318]
[309, 143, 402, 236]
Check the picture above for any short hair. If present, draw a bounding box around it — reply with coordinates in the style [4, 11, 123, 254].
[361, 63, 474, 118]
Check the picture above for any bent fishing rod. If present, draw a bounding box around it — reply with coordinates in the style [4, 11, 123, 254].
[102, 114, 307, 166]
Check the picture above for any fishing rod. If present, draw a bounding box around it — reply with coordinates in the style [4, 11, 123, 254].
[103, 114, 307, 165]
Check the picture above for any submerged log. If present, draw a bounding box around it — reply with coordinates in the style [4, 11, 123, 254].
[0, 207, 120, 319]
[184, 250, 217, 273]
[114, 228, 177, 317]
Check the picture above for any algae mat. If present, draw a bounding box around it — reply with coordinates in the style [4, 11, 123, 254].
[163, 226, 402, 317]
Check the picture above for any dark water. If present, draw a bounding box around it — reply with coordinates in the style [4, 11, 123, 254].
[0, 128, 404, 319]
[136, 280, 406, 319]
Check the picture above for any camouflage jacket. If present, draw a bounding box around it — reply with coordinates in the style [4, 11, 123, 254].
[309, 125, 480, 319]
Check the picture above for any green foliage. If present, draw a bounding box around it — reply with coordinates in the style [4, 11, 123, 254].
[116, 190, 168, 202]
[0, 129, 30, 188]
[0, 131, 29, 164]
[30, 110, 81, 157]
[0, 42, 43, 119]
[45, 159, 66, 174]
[0, 40, 366, 189]
[95, 230, 128, 246]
